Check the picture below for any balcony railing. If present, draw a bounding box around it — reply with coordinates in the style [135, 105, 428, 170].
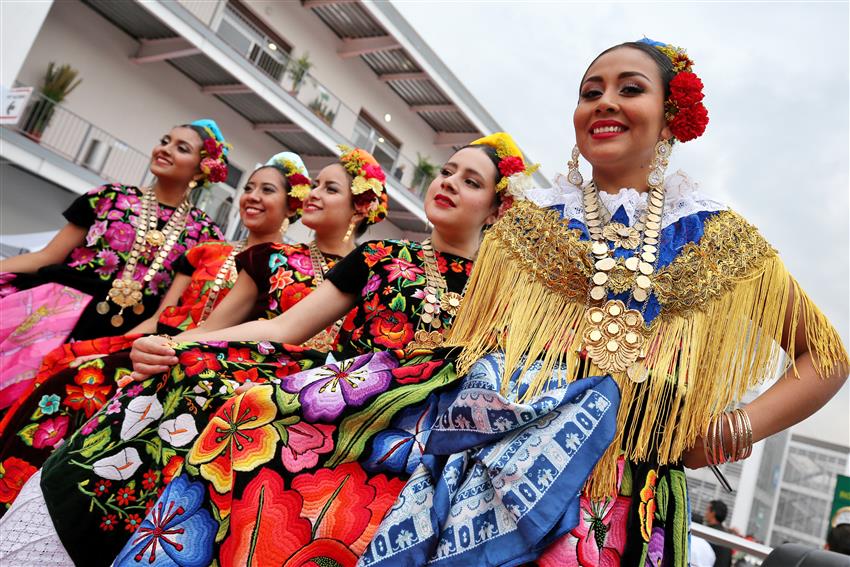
[3, 89, 152, 187]
[177, 0, 433, 201]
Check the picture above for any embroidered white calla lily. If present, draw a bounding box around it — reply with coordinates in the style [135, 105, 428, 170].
[157, 413, 198, 447]
[92, 447, 142, 480]
[119, 395, 163, 440]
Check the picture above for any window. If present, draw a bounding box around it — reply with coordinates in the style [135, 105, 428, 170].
[351, 112, 400, 174]
[216, 2, 291, 81]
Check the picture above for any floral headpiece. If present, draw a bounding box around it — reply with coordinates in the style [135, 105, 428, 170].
[190, 119, 230, 186]
[471, 132, 539, 216]
[265, 151, 312, 220]
[338, 145, 388, 225]
[638, 38, 709, 142]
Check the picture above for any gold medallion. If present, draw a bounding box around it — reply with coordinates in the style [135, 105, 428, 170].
[111, 314, 124, 327]
[96, 301, 111, 315]
[133, 303, 145, 315]
[146, 229, 165, 246]
[583, 300, 645, 374]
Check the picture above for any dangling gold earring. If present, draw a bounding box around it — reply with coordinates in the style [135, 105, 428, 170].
[646, 139, 672, 189]
[342, 219, 356, 243]
[279, 218, 290, 236]
[188, 179, 198, 190]
[567, 145, 584, 186]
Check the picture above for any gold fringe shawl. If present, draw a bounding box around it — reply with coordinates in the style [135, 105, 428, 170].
[446, 201, 849, 498]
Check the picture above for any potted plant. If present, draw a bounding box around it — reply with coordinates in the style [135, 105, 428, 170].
[308, 92, 336, 125]
[412, 153, 437, 192]
[287, 52, 313, 95]
[23, 62, 82, 142]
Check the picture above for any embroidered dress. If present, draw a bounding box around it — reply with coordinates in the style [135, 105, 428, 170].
[0, 185, 222, 408]
[16, 240, 459, 565]
[0, 240, 241, 512]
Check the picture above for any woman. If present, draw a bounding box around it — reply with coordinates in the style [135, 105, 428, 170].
[359, 40, 847, 566]
[0, 120, 228, 407]
[0, 152, 311, 509]
[0, 136, 532, 565]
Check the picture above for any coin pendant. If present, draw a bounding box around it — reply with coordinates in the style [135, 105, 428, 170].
[133, 303, 145, 315]
[96, 301, 111, 315]
[111, 314, 124, 327]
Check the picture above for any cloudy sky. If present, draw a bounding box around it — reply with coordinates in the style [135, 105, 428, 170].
[392, 1, 850, 446]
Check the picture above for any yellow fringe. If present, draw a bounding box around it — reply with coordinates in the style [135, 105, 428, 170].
[447, 205, 849, 498]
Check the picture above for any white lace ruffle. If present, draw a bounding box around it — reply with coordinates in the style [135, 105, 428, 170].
[0, 469, 74, 566]
[526, 170, 728, 229]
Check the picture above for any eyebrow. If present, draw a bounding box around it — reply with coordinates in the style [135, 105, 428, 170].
[444, 161, 484, 182]
[582, 71, 653, 85]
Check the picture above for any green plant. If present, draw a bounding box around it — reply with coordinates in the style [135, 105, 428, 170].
[23, 62, 82, 139]
[412, 153, 437, 190]
[287, 52, 313, 94]
[308, 93, 336, 125]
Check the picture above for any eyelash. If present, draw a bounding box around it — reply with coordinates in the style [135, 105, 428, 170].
[581, 83, 645, 99]
[441, 168, 480, 188]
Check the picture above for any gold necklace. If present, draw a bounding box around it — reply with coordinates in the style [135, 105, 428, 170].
[197, 240, 246, 324]
[581, 140, 670, 380]
[301, 241, 343, 352]
[409, 239, 466, 349]
[95, 188, 191, 327]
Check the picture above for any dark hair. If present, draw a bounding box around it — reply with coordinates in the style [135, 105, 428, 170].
[709, 500, 728, 523]
[254, 164, 292, 192]
[332, 165, 372, 239]
[582, 42, 676, 99]
[180, 124, 229, 165]
[458, 144, 502, 186]
[827, 524, 850, 555]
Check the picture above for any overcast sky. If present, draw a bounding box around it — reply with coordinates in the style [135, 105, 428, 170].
[392, 1, 850, 446]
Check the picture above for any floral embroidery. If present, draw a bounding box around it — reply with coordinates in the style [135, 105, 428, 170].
[0, 457, 37, 504]
[639, 469, 658, 542]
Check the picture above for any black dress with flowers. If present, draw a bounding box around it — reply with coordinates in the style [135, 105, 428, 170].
[37, 239, 472, 565]
[1, 184, 223, 339]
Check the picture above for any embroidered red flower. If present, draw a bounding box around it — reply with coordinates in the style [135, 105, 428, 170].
[0, 457, 37, 504]
[141, 470, 159, 491]
[670, 101, 709, 142]
[281, 282, 311, 310]
[364, 242, 393, 267]
[124, 513, 143, 532]
[270, 269, 295, 292]
[232, 367, 260, 384]
[669, 72, 705, 107]
[369, 310, 414, 349]
[178, 347, 222, 376]
[101, 514, 118, 531]
[64, 365, 113, 418]
[116, 486, 136, 506]
[392, 360, 443, 384]
[93, 479, 112, 498]
[498, 155, 525, 177]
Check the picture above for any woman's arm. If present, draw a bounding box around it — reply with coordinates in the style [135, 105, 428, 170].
[684, 282, 848, 468]
[177, 270, 258, 339]
[0, 223, 87, 274]
[126, 273, 193, 335]
[130, 280, 356, 378]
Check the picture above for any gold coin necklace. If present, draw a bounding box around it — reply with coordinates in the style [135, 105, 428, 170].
[301, 241, 344, 352]
[581, 140, 670, 380]
[409, 239, 467, 349]
[95, 188, 191, 327]
[197, 240, 247, 324]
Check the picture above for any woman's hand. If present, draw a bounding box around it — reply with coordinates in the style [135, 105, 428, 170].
[129, 335, 178, 382]
[682, 437, 709, 469]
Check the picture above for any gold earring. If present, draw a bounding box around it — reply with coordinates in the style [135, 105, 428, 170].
[188, 180, 198, 190]
[646, 139, 672, 189]
[279, 218, 290, 236]
[342, 219, 356, 242]
[567, 145, 584, 186]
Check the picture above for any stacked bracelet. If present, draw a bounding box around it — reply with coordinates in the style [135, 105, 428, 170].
[703, 408, 753, 466]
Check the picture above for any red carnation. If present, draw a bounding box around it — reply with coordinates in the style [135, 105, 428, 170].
[669, 72, 705, 108]
[498, 156, 525, 177]
[352, 190, 376, 211]
[201, 157, 228, 183]
[670, 102, 709, 142]
[203, 138, 222, 160]
[287, 196, 303, 215]
[363, 163, 386, 183]
[288, 173, 310, 187]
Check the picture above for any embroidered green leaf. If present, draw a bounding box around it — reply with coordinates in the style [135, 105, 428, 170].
[79, 426, 112, 458]
[170, 363, 186, 384]
[185, 462, 200, 476]
[250, 351, 266, 363]
[398, 245, 412, 262]
[670, 469, 689, 561]
[389, 293, 407, 311]
[326, 363, 457, 467]
[16, 423, 38, 447]
[655, 473, 669, 518]
[215, 513, 230, 544]
[621, 459, 634, 497]
[29, 408, 44, 421]
[162, 386, 186, 418]
[143, 436, 163, 465]
[161, 447, 177, 467]
[271, 416, 300, 446]
[275, 388, 301, 415]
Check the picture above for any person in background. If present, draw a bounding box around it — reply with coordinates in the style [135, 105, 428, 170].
[826, 523, 850, 555]
[706, 500, 733, 567]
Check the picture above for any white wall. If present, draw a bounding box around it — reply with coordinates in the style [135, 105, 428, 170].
[242, 1, 454, 168]
[15, 0, 281, 182]
[0, 0, 53, 89]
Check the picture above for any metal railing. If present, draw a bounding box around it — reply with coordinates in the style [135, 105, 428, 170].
[692, 522, 773, 563]
[177, 0, 435, 201]
[4, 89, 152, 187]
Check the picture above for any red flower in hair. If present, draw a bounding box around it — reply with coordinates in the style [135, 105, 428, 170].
[203, 138, 222, 160]
[670, 102, 709, 142]
[363, 163, 386, 183]
[288, 173, 310, 187]
[201, 157, 228, 183]
[669, 72, 705, 108]
[352, 190, 376, 211]
[498, 156, 525, 177]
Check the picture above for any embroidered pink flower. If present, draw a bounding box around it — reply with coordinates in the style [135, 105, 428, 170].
[115, 193, 141, 213]
[86, 220, 108, 247]
[32, 415, 70, 449]
[147, 271, 170, 294]
[68, 247, 96, 268]
[95, 249, 120, 276]
[384, 258, 423, 283]
[107, 209, 124, 221]
[286, 252, 313, 276]
[105, 221, 136, 253]
[363, 274, 382, 295]
[280, 421, 336, 473]
[571, 495, 630, 565]
[80, 418, 100, 436]
[94, 196, 114, 217]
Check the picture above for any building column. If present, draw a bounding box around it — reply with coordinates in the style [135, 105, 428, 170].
[1, 0, 53, 88]
[731, 440, 765, 533]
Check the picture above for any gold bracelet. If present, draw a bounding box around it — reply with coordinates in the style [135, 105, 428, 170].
[737, 408, 753, 460]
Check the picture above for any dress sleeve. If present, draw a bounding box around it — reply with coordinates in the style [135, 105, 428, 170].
[236, 242, 273, 288]
[172, 249, 197, 277]
[62, 186, 107, 228]
[325, 242, 370, 295]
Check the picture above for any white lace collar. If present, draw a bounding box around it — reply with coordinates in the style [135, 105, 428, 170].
[526, 170, 728, 229]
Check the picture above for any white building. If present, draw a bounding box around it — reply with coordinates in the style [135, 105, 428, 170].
[1, 0, 548, 248]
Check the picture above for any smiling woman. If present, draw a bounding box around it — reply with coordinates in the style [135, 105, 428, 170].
[0, 119, 227, 408]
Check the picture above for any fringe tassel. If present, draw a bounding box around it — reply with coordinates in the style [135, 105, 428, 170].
[448, 208, 849, 498]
